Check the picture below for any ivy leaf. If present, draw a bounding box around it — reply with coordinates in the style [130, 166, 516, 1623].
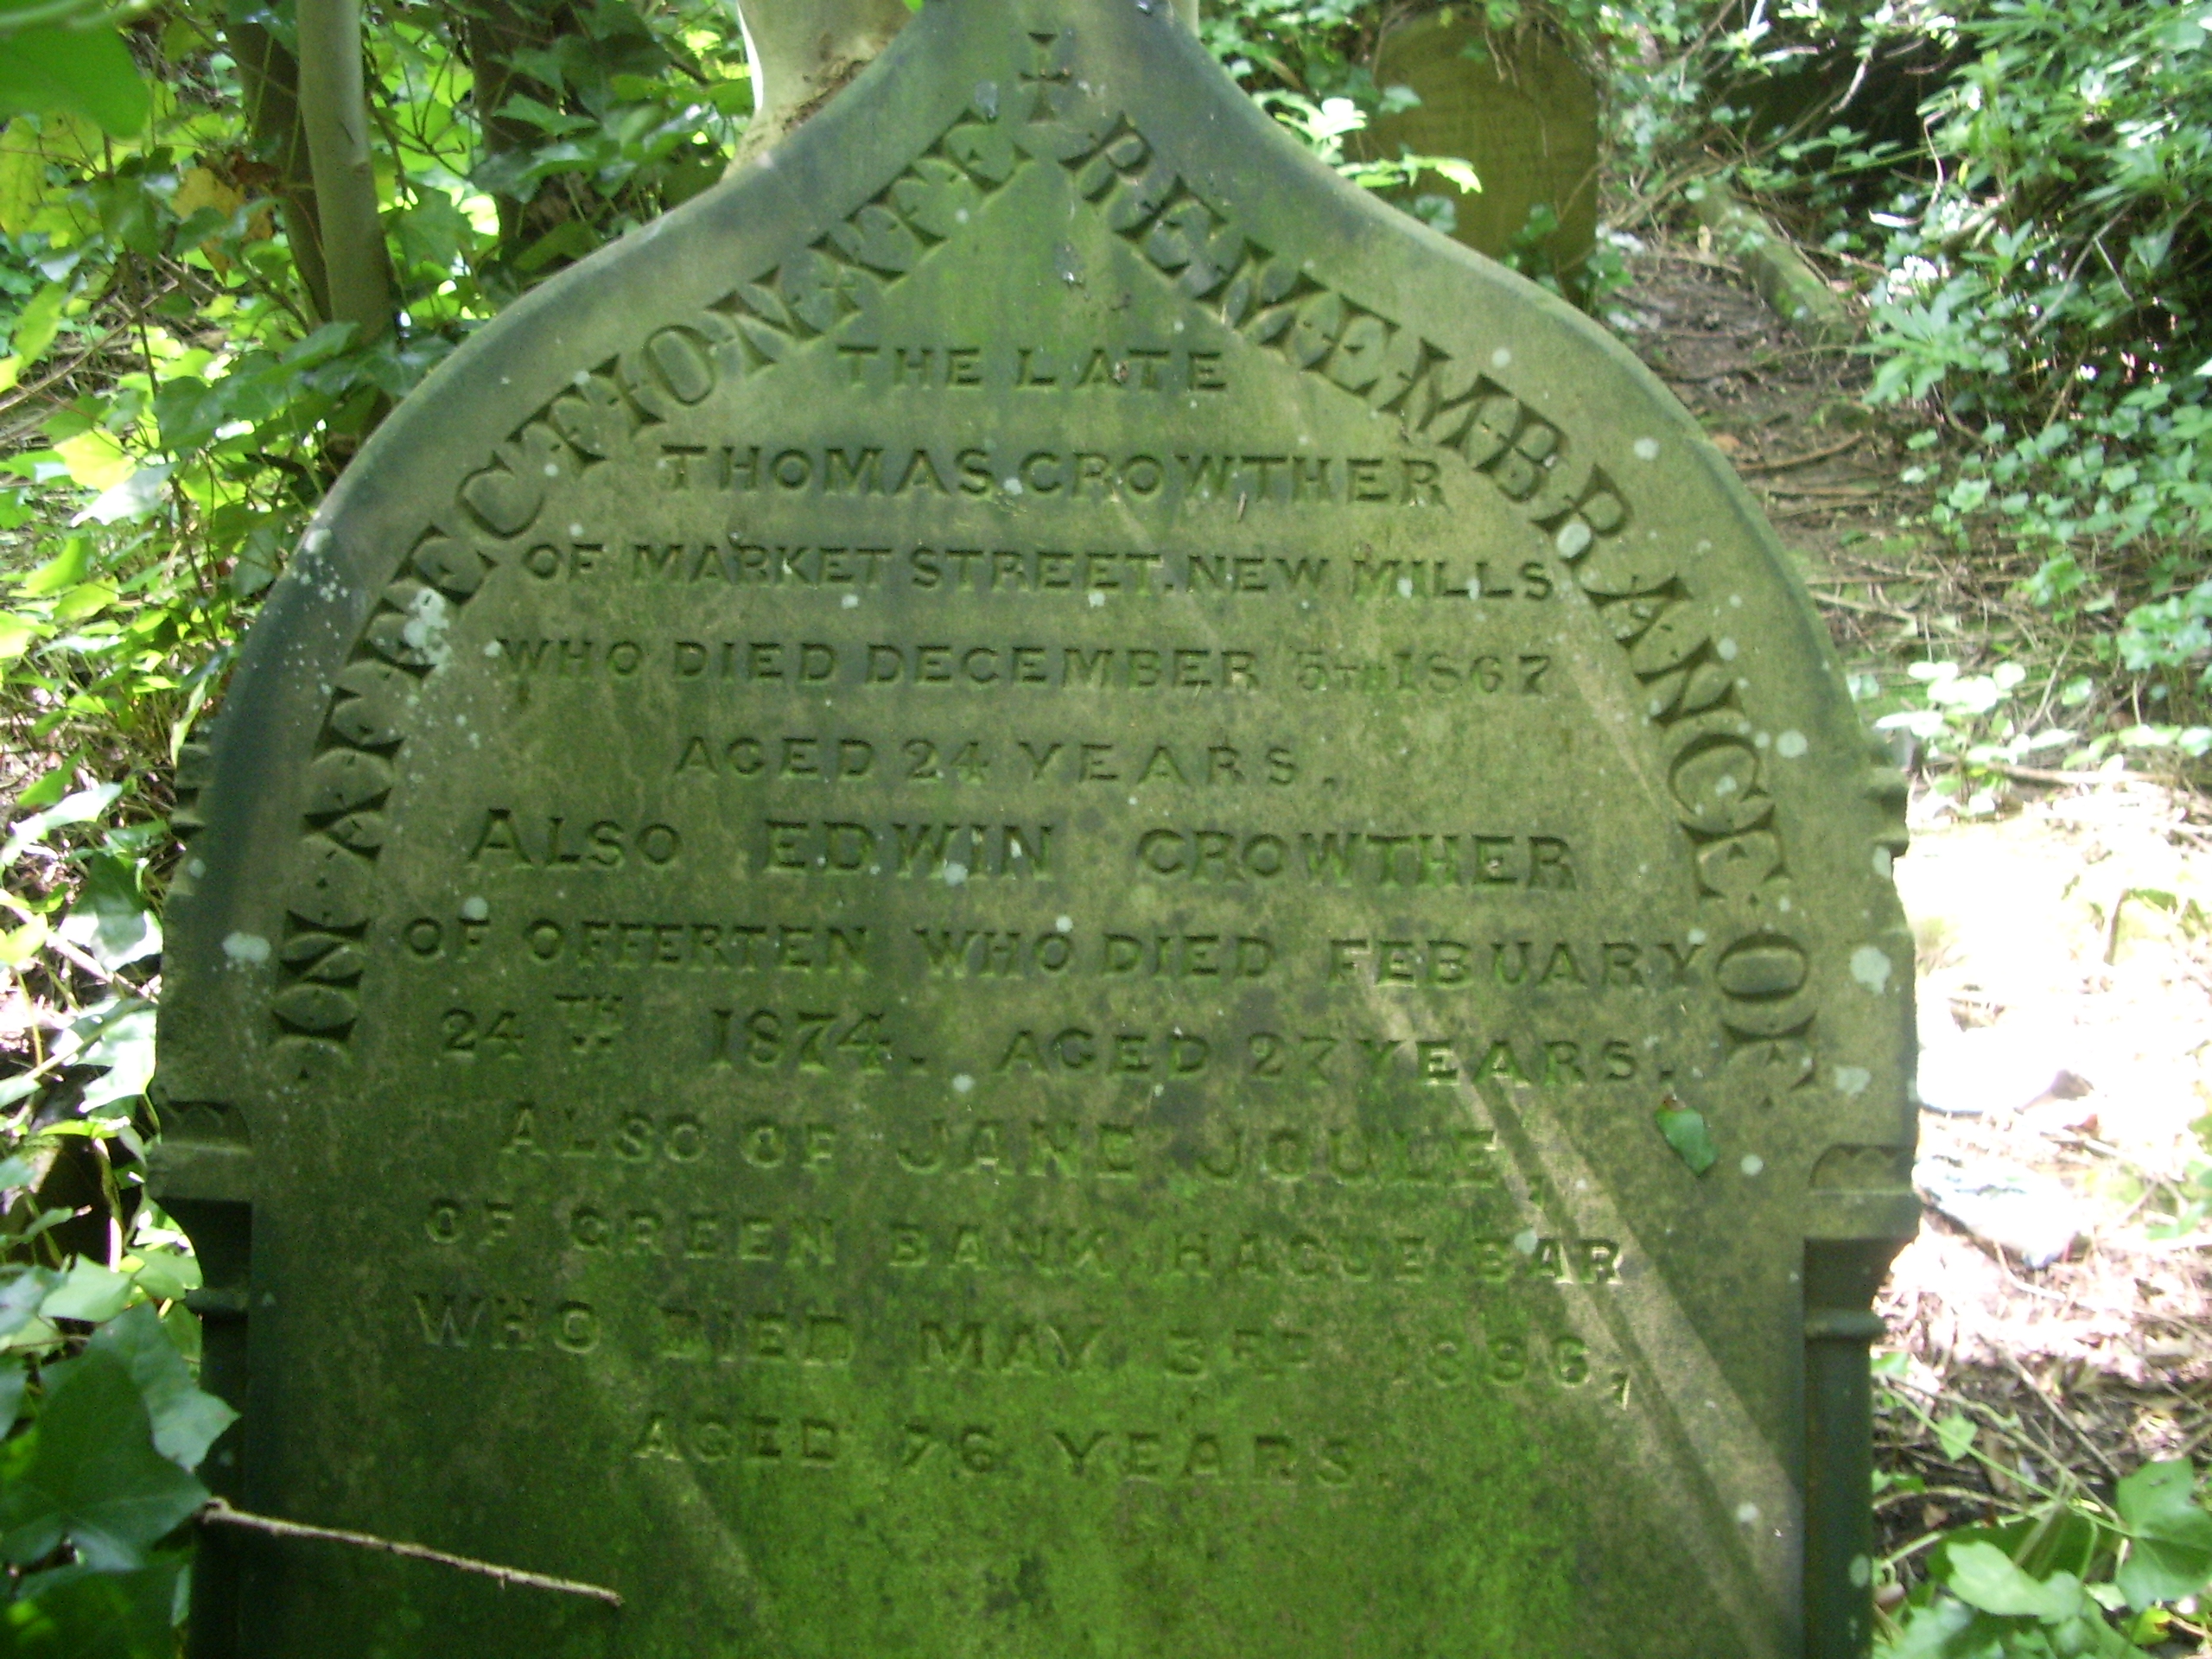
[0, 1266, 60, 1339]
[1944, 1541, 2083, 1623]
[392, 191, 474, 282]
[74, 1000, 157, 1114]
[1878, 1598, 1978, 1659]
[77, 462, 171, 526]
[2116, 1460, 2212, 1608]
[124, 1249, 196, 1305]
[4, 281, 69, 369]
[1935, 1411, 1978, 1462]
[0, 1346, 207, 1570]
[15, 535, 89, 597]
[86, 1304, 235, 1471]
[0, 119, 46, 237]
[56, 850, 160, 969]
[0, 22, 149, 136]
[36, 1256, 134, 1324]
[1654, 1103, 1717, 1175]
[0, 1357, 25, 1435]
[2, 1555, 187, 1658]
[1, 780, 123, 868]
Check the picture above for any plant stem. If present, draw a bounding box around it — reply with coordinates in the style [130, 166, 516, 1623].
[296, 0, 394, 342]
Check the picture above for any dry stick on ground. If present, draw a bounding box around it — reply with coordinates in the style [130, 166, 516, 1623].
[1738, 431, 1868, 473]
[2172, 1409, 2212, 1465]
[1810, 589, 1918, 622]
[2002, 1352, 2125, 1484]
[199, 1498, 623, 1605]
[1773, 503, 1892, 523]
[1872, 1485, 2004, 1511]
[1981, 761, 2176, 788]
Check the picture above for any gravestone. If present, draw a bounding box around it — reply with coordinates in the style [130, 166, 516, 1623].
[152, 2, 1919, 1655]
[1351, 16, 1600, 282]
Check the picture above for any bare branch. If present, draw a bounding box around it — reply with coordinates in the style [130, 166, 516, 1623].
[199, 1498, 623, 1606]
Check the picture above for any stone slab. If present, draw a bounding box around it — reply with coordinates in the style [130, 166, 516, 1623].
[156, 3, 1917, 1655]
[1353, 16, 1600, 280]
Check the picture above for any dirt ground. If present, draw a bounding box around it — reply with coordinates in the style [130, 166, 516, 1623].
[1611, 242, 1909, 588]
[1611, 238, 2058, 675]
[1618, 243, 2212, 1582]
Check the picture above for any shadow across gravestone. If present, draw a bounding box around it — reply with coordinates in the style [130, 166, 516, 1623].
[153, 2, 1918, 1655]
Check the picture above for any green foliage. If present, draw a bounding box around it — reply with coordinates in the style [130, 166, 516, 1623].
[1, 1347, 207, 1571]
[1199, 0, 1631, 302]
[1879, 1384, 2212, 1653]
[1743, 0, 2212, 706]
[1250, 84, 1485, 208]
[0, 1224, 230, 1643]
[0, 0, 751, 1638]
[3, 1555, 186, 1659]
[1860, 653, 2208, 811]
[2145, 1115, 2212, 1242]
[1607, 0, 2211, 730]
[1877, 1442, 2212, 1656]
[2111, 1462, 2212, 1611]
[0, 0, 753, 1111]
[1652, 1100, 1717, 1173]
[0, 0, 152, 137]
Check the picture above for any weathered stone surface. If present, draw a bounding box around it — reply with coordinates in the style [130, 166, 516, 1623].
[156, 3, 1916, 1655]
[1353, 16, 1599, 280]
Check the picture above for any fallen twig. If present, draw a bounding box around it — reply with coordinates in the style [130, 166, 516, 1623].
[1984, 761, 2176, 788]
[198, 1498, 622, 1606]
[1771, 502, 1885, 521]
[1809, 588, 1918, 622]
[1872, 1484, 2006, 1511]
[1738, 432, 1868, 473]
[1646, 246, 1743, 273]
[2001, 1351, 2123, 1483]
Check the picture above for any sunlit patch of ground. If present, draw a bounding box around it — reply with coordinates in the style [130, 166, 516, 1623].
[1875, 784, 2212, 1557]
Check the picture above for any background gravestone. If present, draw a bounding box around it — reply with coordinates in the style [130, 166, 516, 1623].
[1351, 14, 1600, 283]
[154, 2, 1917, 1655]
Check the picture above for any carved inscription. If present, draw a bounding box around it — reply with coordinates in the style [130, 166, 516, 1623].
[533, 542, 1557, 604]
[265, 90, 1043, 1070]
[274, 20, 1864, 1528]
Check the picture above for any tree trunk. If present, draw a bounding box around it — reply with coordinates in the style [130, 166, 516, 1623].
[295, 0, 394, 342]
[229, 20, 333, 324]
[727, 0, 1198, 169]
[728, 0, 912, 168]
